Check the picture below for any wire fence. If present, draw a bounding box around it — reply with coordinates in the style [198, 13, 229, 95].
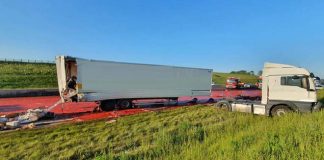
[0, 58, 55, 64]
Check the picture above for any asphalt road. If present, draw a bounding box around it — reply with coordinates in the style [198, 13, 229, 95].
[0, 89, 261, 122]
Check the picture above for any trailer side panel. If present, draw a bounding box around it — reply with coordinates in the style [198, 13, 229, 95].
[75, 58, 212, 101]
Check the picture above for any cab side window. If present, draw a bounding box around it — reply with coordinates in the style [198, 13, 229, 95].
[281, 76, 308, 89]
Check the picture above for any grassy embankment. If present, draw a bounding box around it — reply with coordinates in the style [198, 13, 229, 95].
[0, 90, 324, 160]
[0, 62, 257, 89]
[318, 89, 324, 103]
[213, 72, 258, 85]
[0, 62, 57, 89]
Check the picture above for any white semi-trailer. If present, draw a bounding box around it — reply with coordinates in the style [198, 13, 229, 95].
[56, 56, 213, 111]
[215, 63, 322, 116]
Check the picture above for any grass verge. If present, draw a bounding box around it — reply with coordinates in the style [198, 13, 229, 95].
[1, 105, 324, 160]
[213, 72, 258, 85]
[318, 89, 324, 103]
[0, 62, 57, 89]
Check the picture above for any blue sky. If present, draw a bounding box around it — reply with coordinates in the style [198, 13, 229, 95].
[0, 0, 324, 77]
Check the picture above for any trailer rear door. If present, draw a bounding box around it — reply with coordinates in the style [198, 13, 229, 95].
[55, 56, 67, 100]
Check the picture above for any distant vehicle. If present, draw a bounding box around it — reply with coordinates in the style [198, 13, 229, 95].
[56, 56, 213, 111]
[255, 76, 262, 89]
[243, 83, 252, 88]
[314, 77, 323, 90]
[226, 77, 244, 89]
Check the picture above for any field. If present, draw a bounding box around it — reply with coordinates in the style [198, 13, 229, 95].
[1, 95, 324, 160]
[0, 62, 57, 89]
[0, 62, 258, 89]
[212, 72, 258, 85]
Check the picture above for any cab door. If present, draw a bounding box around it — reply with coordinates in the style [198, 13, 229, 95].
[269, 75, 314, 102]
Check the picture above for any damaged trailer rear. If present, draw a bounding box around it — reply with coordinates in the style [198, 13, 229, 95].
[56, 56, 213, 111]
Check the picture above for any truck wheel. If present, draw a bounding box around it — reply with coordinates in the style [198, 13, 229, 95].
[117, 100, 133, 109]
[100, 100, 116, 111]
[271, 105, 292, 117]
[215, 101, 232, 111]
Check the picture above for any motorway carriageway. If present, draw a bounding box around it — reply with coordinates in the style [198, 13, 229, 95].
[0, 89, 261, 122]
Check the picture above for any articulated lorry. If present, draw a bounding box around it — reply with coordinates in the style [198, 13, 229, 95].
[56, 56, 212, 111]
[215, 63, 322, 116]
[56, 56, 322, 116]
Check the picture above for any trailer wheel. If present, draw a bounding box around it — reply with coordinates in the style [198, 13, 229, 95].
[100, 100, 116, 111]
[215, 101, 232, 111]
[271, 105, 292, 117]
[117, 100, 133, 109]
[190, 98, 198, 104]
[207, 98, 214, 103]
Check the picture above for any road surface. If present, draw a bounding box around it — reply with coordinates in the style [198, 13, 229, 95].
[0, 89, 261, 122]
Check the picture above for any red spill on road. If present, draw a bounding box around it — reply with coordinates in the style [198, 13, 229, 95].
[211, 89, 261, 98]
[0, 90, 261, 122]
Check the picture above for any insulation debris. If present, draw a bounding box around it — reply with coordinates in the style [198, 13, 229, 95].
[0, 117, 8, 123]
[0, 99, 63, 131]
[6, 121, 20, 128]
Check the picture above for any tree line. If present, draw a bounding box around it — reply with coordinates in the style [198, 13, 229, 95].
[230, 70, 262, 76]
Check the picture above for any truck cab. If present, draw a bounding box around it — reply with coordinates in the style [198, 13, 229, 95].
[216, 63, 322, 116]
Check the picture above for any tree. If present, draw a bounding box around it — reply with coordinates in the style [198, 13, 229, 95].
[249, 71, 255, 75]
[230, 70, 249, 75]
[257, 70, 263, 76]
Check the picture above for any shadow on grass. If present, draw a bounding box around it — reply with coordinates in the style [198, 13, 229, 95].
[320, 98, 324, 104]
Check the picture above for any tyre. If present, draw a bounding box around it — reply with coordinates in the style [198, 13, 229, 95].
[271, 105, 292, 117]
[100, 100, 116, 111]
[168, 98, 179, 106]
[117, 100, 133, 109]
[190, 98, 198, 104]
[215, 101, 232, 111]
[207, 98, 214, 103]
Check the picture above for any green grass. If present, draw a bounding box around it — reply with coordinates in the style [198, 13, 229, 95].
[213, 72, 258, 85]
[0, 62, 258, 89]
[0, 62, 57, 89]
[2, 105, 324, 160]
[318, 89, 324, 103]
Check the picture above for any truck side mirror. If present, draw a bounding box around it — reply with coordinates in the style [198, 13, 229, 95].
[310, 73, 315, 78]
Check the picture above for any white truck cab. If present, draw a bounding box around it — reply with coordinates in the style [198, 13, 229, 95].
[216, 63, 322, 116]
